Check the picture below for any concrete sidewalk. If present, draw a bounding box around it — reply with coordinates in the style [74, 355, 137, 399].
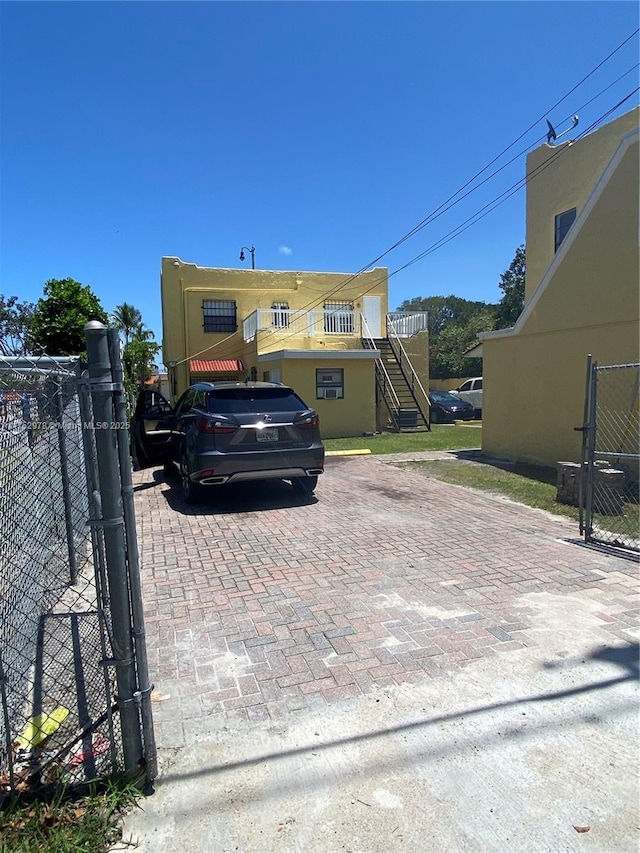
[120, 455, 639, 852]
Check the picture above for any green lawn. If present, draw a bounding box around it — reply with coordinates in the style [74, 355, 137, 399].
[325, 431, 638, 539]
[324, 424, 481, 455]
[397, 458, 639, 540]
[397, 458, 580, 521]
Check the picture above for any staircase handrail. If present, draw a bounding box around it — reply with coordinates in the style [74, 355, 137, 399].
[386, 315, 431, 422]
[361, 315, 402, 414]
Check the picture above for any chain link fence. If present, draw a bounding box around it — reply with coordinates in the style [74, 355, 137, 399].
[580, 359, 639, 552]
[0, 325, 155, 799]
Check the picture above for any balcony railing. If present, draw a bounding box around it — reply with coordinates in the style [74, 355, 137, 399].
[243, 308, 429, 343]
[243, 308, 362, 343]
[387, 312, 429, 338]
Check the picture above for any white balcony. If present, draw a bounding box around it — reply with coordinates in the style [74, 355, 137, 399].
[243, 308, 429, 343]
[387, 312, 429, 338]
[243, 308, 362, 343]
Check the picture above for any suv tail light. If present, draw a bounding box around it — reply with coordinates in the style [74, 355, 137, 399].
[297, 413, 319, 430]
[196, 417, 236, 435]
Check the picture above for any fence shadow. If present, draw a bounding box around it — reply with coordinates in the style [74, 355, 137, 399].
[158, 640, 639, 798]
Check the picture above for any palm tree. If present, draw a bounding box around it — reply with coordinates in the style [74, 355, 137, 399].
[112, 303, 142, 346]
[131, 321, 154, 342]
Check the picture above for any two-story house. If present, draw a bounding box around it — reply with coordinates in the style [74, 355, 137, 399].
[476, 106, 639, 467]
[160, 259, 430, 438]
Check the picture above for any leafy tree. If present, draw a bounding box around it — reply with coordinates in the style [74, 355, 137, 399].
[112, 303, 143, 346]
[397, 294, 496, 379]
[30, 278, 108, 355]
[0, 295, 34, 355]
[429, 308, 494, 379]
[119, 317, 160, 406]
[494, 244, 526, 329]
[397, 295, 493, 338]
[122, 337, 160, 405]
[122, 338, 159, 385]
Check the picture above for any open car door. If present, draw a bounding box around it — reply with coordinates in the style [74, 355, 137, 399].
[131, 389, 174, 469]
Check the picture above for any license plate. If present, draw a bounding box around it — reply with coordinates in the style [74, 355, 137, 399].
[256, 428, 278, 442]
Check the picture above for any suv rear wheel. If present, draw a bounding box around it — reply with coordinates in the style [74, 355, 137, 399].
[180, 451, 203, 504]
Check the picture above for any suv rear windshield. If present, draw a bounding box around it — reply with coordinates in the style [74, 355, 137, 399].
[207, 388, 309, 414]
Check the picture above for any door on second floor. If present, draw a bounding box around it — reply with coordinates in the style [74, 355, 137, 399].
[362, 296, 382, 338]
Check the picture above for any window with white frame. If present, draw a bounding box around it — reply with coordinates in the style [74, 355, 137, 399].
[316, 368, 344, 399]
[324, 301, 354, 334]
[203, 300, 237, 333]
[272, 302, 290, 328]
[554, 208, 576, 252]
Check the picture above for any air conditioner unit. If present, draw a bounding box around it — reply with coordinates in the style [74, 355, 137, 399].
[323, 388, 338, 399]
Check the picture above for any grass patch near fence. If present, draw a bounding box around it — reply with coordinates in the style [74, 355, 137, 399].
[397, 458, 580, 522]
[0, 775, 141, 853]
[398, 459, 639, 539]
[324, 425, 481, 455]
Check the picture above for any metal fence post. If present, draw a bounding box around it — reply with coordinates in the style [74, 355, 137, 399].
[578, 354, 592, 538]
[0, 650, 15, 793]
[107, 328, 157, 783]
[584, 358, 598, 540]
[76, 362, 119, 768]
[84, 321, 143, 774]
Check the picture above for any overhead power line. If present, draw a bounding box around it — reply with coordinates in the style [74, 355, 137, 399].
[209, 41, 640, 357]
[173, 29, 639, 367]
[179, 88, 638, 367]
[276, 27, 640, 305]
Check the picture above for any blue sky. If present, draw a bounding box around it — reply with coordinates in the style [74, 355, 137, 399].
[1, 1, 638, 356]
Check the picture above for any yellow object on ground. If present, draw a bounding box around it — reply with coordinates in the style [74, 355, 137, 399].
[16, 706, 70, 749]
[325, 449, 372, 456]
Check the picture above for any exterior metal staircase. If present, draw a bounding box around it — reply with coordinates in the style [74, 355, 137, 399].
[374, 338, 430, 431]
[362, 316, 431, 432]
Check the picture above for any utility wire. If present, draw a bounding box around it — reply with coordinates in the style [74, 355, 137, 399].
[173, 30, 639, 368]
[269, 28, 640, 303]
[391, 88, 640, 277]
[183, 59, 640, 367]
[182, 89, 638, 366]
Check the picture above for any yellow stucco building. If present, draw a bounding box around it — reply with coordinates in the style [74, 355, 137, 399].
[478, 107, 639, 467]
[160, 260, 430, 438]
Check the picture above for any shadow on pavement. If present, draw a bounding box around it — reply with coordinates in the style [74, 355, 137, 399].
[159, 476, 318, 516]
[564, 537, 640, 563]
[132, 466, 318, 513]
[156, 641, 639, 790]
[132, 469, 166, 492]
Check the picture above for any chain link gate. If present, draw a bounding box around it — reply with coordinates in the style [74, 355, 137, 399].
[0, 323, 156, 799]
[579, 356, 640, 553]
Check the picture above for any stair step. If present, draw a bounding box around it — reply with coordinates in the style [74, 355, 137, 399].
[373, 339, 429, 428]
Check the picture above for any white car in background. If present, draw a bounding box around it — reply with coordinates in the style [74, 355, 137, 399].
[451, 377, 483, 419]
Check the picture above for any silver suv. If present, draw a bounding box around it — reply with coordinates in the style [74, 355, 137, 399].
[132, 382, 324, 503]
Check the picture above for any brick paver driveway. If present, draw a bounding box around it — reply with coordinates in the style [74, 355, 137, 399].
[133, 453, 638, 751]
